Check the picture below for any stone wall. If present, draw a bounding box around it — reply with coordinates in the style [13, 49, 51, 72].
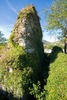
[10, 5, 44, 54]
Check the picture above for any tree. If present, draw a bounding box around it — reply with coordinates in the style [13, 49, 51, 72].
[0, 31, 7, 43]
[46, 0, 67, 53]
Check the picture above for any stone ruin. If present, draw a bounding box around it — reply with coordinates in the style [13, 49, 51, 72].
[0, 5, 45, 100]
[11, 4, 44, 54]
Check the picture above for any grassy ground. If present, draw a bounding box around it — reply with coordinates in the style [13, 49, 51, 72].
[45, 46, 67, 100]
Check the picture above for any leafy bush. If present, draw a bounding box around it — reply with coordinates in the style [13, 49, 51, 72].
[29, 81, 46, 100]
[45, 51, 67, 100]
[0, 44, 33, 98]
[0, 31, 7, 43]
[0, 43, 42, 99]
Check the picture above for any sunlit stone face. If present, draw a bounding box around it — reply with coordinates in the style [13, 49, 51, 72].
[11, 5, 43, 54]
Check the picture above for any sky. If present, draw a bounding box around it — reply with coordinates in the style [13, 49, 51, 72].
[0, 0, 58, 42]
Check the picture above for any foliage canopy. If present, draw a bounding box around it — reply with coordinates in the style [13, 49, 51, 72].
[0, 31, 7, 43]
[46, 0, 67, 53]
[47, 0, 67, 31]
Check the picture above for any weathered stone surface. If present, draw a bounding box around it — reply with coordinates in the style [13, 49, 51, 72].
[10, 4, 44, 54]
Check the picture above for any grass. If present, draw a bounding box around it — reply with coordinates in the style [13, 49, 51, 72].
[45, 49, 67, 100]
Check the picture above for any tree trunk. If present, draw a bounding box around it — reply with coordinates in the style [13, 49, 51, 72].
[64, 42, 67, 54]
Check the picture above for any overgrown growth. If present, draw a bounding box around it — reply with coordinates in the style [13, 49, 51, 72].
[45, 46, 67, 100]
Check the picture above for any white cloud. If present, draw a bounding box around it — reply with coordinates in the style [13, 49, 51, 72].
[0, 25, 13, 39]
[43, 31, 58, 42]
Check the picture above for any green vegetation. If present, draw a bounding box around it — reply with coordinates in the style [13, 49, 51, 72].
[0, 45, 24, 98]
[0, 42, 44, 99]
[0, 31, 7, 43]
[18, 5, 39, 20]
[44, 43, 54, 49]
[0, 31, 7, 50]
[0, 43, 7, 50]
[0, 32, 7, 57]
[0, 38, 67, 100]
[8, 31, 15, 46]
[0, 3, 67, 100]
[44, 40, 64, 52]
[29, 81, 44, 100]
[46, 0, 67, 53]
[45, 47, 67, 100]
[29, 46, 67, 100]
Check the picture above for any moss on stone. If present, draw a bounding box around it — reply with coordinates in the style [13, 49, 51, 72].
[0, 5, 44, 99]
[18, 5, 39, 20]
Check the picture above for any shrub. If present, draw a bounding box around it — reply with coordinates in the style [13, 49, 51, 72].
[29, 81, 46, 100]
[0, 43, 41, 99]
[0, 44, 33, 98]
[45, 52, 67, 100]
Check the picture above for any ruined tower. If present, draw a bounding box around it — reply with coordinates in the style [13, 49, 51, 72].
[10, 5, 44, 54]
[0, 5, 45, 99]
